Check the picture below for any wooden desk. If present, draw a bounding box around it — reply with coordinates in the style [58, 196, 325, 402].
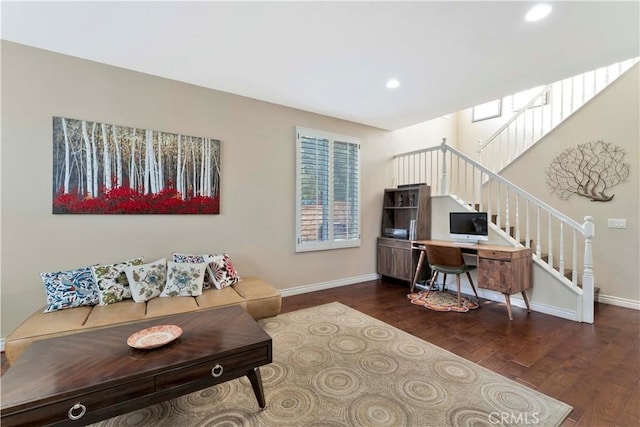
[411, 240, 532, 320]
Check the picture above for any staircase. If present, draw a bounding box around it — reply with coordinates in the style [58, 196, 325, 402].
[391, 59, 639, 323]
[478, 58, 639, 173]
[395, 140, 596, 322]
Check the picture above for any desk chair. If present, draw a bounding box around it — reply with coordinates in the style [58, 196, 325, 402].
[423, 244, 480, 307]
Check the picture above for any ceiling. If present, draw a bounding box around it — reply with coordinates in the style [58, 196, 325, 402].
[1, 1, 638, 130]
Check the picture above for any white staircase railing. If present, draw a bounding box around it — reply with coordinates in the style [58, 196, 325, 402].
[395, 140, 595, 323]
[479, 58, 639, 172]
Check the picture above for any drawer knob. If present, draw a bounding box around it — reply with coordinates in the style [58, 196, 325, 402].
[211, 363, 224, 378]
[68, 403, 86, 420]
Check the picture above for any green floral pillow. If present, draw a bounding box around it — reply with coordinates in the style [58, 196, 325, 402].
[160, 262, 207, 297]
[91, 257, 144, 305]
[125, 258, 167, 303]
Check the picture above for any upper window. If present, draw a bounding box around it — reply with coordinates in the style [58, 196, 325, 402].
[296, 127, 360, 252]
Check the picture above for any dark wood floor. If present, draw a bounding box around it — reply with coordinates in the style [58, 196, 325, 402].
[2, 279, 638, 426]
[280, 279, 639, 427]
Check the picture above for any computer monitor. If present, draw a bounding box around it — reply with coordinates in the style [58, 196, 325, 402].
[449, 212, 489, 243]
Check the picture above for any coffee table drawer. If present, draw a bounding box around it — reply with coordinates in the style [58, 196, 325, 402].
[1, 378, 154, 427]
[156, 345, 270, 391]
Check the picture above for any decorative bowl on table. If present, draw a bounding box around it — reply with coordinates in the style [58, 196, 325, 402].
[127, 325, 183, 350]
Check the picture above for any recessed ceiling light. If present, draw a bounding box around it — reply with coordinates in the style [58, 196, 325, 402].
[386, 79, 400, 89]
[525, 4, 552, 22]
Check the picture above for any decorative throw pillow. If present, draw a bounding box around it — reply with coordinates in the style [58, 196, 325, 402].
[91, 257, 144, 305]
[161, 262, 207, 297]
[125, 258, 167, 303]
[172, 253, 214, 289]
[207, 253, 241, 289]
[40, 266, 100, 313]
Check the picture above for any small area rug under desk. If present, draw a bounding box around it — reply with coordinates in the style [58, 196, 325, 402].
[408, 289, 480, 312]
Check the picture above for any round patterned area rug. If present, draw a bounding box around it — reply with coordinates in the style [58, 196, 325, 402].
[90, 302, 572, 427]
[408, 290, 480, 312]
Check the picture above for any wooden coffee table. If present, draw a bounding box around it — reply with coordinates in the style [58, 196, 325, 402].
[0, 305, 272, 426]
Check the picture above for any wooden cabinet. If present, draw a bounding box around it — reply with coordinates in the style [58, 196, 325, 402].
[477, 246, 532, 319]
[377, 185, 430, 282]
[377, 238, 413, 281]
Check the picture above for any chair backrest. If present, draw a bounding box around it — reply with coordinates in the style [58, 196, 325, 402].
[425, 244, 466, 268]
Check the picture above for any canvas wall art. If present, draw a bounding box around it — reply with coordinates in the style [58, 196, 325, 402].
[52, 117, 220, 214]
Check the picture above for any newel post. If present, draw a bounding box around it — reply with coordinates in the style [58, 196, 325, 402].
[582, 216, 595, 323]
[440, 138, 448, 195]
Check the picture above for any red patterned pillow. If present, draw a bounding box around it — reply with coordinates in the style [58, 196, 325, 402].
[207, 253, 241, 289]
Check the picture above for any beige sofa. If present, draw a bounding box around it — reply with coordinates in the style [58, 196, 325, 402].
[4, 276, 281, 364]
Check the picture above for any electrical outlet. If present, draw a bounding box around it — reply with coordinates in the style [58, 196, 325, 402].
[607, 218, 627, 229]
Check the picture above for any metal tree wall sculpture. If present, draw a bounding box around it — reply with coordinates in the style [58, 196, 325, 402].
[545, 140, 629, 202]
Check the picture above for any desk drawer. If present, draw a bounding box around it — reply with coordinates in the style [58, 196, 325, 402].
[156, 346, 270, 391]
[0, 378, 154, 427]
[478, 249, 514, 260]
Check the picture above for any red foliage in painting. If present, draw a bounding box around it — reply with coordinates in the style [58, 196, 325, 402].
[53, 187, 219, 214]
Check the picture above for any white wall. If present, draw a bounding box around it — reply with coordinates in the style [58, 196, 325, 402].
[0, 41, 399, 337]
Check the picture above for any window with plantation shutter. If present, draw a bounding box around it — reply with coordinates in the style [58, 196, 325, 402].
[296, 127, 361, 252]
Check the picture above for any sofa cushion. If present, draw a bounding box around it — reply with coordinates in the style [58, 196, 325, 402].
[195, 285, 246, 309]
[40, 266, 100, 313]
[161, 262, 206, 297]
[146, 296, 199, 317]
[83, 299, 147, 328]
[232, 277, 282, 319]
[232, 277, 280, 299]
[7, 305, 93, 340]
[91, 257, 144, 305]
[125, 258, 167, 303]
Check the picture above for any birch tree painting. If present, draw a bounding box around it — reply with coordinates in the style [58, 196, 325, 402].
[52, 117, 220, 214]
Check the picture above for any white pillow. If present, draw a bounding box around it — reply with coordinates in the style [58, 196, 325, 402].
[161, 262, 207, 297]
[125, 258, 167, 303]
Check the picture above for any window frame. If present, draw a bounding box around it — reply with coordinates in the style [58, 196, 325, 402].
[295, 126, 361, 252]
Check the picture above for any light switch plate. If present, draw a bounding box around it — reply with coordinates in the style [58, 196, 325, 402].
[607, 218, 627, 229]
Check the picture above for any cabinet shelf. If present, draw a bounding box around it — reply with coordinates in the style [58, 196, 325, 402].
[377, 185, 431, 283]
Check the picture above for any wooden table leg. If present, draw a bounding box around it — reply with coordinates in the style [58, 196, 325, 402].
[247, 367, 266, 409]
[411, 250, 426, 292]
[522, 291, 531, 312]
[504, 294, 513, 320]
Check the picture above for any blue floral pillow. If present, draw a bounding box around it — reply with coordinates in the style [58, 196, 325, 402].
[125, 258, 167, 303]
[172, 253, 214, 289]
[161, 262, 207, 297]
[40, 266, 100, 313]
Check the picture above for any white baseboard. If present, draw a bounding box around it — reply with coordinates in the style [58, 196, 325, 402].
[1, 338, 5, 352]
[598, 293, 640, 310]
[422, 280, 580, 321]
[280, 274, 380, 297]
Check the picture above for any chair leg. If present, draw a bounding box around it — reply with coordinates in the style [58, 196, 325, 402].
[466, 271, 480, 305]
[456, 275, 462, 307]
[442, 274, 448, 292]
[425, 270, 438, 297]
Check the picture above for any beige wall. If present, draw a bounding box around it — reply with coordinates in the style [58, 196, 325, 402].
[458, 65, 640, 303]
[0, 41, 398, 337]
[391, 114, 458, 154]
